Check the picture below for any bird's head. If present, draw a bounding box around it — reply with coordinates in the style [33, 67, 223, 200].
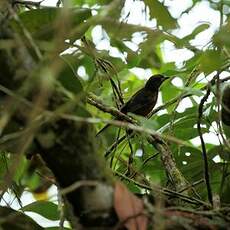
[145, 74, 169, 91]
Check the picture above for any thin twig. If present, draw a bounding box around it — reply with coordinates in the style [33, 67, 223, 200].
[142, 152, 160, 166]
[8, 5, 42, 60]
[105, 135, 127, 157]
[197, 82, 213, 205]
[178, 179, 204, 194]
[60, 180, 98, 195]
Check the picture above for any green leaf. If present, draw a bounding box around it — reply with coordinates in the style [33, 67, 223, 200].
[161, 80, 180, 112]
[138, 49, 161, 69]
[178, 86, 204, 97]
[208, 145, 230, 161]
[102, 20, 162, 40]
[21, 201, 59, 221]
[160, 114, 209, 140]
[58, 57, 83, 95]
[160, 62, 178, 75]
[200, 50, 223, 74]
[213, 20, 230, 47]
[144, 0, 177, 30]
[222, 123, 230, 138]
[135, 35, 162, 69]
[14, 156, 28, 183]
[184, 52, 202, 71]
[188, 23, 210, 37]
[180, 24, 210, 45]
[0, 152, 9, 179]
[127, 50, 140, 68]
[11, 7, 92, 40]
[80, 56, 95, 80]
[131, 114, 159, 131]
[173, 146, 203, 177]
[193, 82, 207, 90]
[173, 117, 197, 128]
[174, 127, 201, 140]
[0, 206, 43, 230]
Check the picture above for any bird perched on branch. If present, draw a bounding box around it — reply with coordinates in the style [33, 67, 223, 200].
[96, 74, 169, 136]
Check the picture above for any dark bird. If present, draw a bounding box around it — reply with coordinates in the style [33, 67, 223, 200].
[96, 74, 169, 136]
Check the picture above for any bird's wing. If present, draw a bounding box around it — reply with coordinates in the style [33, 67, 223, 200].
[121, 89, 152, 114]
[120, 89, 143, 113]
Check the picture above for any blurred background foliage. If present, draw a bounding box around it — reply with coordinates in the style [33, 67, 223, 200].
[1, 0, 230, 228]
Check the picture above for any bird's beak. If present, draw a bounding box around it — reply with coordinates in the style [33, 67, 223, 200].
[162, 77, 169, 82]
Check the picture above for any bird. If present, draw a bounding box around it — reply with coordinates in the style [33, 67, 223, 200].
[96, 74, 169, 136]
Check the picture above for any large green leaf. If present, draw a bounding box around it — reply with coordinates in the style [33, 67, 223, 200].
[102, 19, 163, 40]
[13, 156, 28, 183]
[184, 52, 202, 71]
[161, 80, 180, 112]
[58, 56, 83, 95]
[21, 201, 59, 221]
[144, 0, 177, 30]
[174, 127, 204, 140]
[223, 123, 230, 139]
[177, 24, 210, 47]
[173, 146, 203, 180]
[208, 145, 230, 161]
[200, 50, 223, 74]
[11, 7, 92, 40]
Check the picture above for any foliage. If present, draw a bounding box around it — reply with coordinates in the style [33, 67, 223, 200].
[0, 0, 230, 228]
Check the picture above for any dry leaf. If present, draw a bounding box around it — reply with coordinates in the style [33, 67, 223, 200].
[114, 181, 147, 230]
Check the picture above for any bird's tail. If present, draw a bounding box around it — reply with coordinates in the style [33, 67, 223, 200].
[96, 124, 111, 137]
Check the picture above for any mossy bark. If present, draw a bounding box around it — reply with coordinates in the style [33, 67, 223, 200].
[0, 4, 116, 228]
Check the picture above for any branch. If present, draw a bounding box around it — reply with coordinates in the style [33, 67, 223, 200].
[87, 93, 135, 123]
[147, 135, 188, 192]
